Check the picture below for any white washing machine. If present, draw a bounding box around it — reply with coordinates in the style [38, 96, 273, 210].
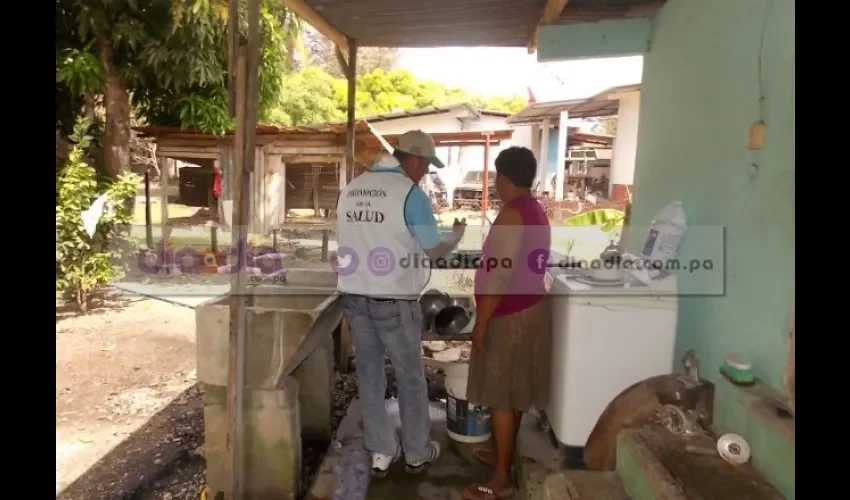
[545, 266, 678, 467]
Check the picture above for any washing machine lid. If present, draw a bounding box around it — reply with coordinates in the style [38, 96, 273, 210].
[550, 273, 678, 304]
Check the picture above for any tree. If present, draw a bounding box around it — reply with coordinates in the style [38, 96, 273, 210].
[304, 28, 398, 77]
[56, 0, 304, 175]
[271, 66, 528, 126]
[267, 66, 344, 126]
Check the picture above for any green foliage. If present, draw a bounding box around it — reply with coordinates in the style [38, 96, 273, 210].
[56, 44, 105, 95]
[271, 67, 529, 126]
[270, 66, 343, 126]
[565, 209, 625, 232]
[56, 119, 140, 313]
[57, 0, 302, 134]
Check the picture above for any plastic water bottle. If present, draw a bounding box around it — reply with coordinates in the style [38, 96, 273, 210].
[641, 201, 687, 271]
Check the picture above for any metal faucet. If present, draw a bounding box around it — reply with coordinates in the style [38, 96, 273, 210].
[681, 349, 700, 385]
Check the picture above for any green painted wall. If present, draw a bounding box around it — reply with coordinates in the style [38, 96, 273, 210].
[628, 0, 795, 391]
[538, 18, 651, 62]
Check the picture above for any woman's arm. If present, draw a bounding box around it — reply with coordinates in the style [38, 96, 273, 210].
[472, 207, 523, 349]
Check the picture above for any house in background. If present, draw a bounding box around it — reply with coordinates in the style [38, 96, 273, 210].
[508, 83, 641, 202]
[346, 103, 526, 201]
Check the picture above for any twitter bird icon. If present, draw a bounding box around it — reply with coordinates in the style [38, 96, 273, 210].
[332, 247, 359, 276]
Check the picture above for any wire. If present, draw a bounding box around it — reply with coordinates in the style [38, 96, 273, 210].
[756, 0, 776, 121]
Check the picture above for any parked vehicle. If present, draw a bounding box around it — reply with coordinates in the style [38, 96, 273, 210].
[421, 170, 448, 212]
[453, 169, 499, 210]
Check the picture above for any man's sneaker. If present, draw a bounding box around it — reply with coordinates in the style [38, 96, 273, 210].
[371, 446, 401, 478]
[405, 441, 441, 474]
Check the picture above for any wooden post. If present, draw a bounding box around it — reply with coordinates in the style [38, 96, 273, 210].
[482, 134, 491, 223]
[158, 157, 171, 244]
[144, 169, 153, 249]
[226, 0, 261, 496]
[345, 39, 358, 183]
[321, 230, 329, 262]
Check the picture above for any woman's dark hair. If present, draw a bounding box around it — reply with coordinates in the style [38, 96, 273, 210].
[494, 146, 537, 188]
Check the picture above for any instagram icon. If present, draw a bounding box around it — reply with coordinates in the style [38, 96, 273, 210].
[367, 247, 396, 276]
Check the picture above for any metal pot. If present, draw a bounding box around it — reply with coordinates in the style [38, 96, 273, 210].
[419, 289, 451, 328]
[433, 305, 472, 336]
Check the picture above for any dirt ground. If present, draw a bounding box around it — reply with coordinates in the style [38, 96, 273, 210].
[56, 296, 198, 497]
[55, 290, 364, 500]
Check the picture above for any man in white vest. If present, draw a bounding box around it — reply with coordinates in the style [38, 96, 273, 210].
[336, 130, 466, 477]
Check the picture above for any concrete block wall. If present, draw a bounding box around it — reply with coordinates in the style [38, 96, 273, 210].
[196, 279, 340, 499]
[713, 378, 795, 500]
[195, 287, 337, 388]
[204, 379, 301, 500]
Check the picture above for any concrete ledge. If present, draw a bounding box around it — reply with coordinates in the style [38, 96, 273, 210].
[616, 430, 686, 500]
[713, 377, 795, 499]
[549, 470, 628, 500]
[617, 425, 784, 500]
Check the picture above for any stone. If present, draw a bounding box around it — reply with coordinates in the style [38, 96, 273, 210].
[432, 347, 464, 363]
[423, 341, 448, 352]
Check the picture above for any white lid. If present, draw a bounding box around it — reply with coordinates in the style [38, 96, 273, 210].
[725, 353, 751, 370]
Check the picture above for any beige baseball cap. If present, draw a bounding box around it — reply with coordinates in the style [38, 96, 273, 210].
[396, 130, 445, 169]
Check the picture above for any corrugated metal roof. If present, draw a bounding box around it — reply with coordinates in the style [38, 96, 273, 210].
[304, 0, 545, 47]
[132, 122, 372, 137]
[296, 0, 664, 48]
[133, 121, 514, 145]
[555, 0, 664, 25]
[329, 102, 511, 125]
[506, 83, 641, 124]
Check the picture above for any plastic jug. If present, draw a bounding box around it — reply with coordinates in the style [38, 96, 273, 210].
[641, 201, 687, 270]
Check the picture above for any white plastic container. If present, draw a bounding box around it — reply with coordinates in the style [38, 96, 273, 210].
[444, 362, 491, 443]
[641, 201, 687, 268]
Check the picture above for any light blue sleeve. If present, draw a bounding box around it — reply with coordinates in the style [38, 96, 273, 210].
[404, 186, 441, 250]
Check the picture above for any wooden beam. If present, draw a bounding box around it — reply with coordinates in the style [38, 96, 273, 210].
[283, 0, 349, 51]
[157, 157, 171, 243]
[226, 0, 261, 495]
[344, 38, 358, 187]
[529, 0, 570, 53]
[282, 154, 344, 164]
[226, 42, 248, 500]
[334, 45, 349, 77]
[268, 146, 345, 155]
[144, 169, 153, 249]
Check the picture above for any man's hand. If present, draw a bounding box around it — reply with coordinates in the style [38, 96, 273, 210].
[471, 321, 486, 353]
[451, 217, 467, 244]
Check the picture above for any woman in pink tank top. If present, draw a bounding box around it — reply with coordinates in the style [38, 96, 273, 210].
[462, 147, 552, 500]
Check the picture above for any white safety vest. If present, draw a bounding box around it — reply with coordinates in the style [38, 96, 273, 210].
[336, 165, 430, 299]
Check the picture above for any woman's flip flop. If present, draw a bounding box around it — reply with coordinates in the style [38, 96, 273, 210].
[461, 483, 516, 500]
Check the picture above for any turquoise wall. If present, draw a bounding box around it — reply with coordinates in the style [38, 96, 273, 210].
[628, 0, 795, 391]
[539, 18, 652, 62]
